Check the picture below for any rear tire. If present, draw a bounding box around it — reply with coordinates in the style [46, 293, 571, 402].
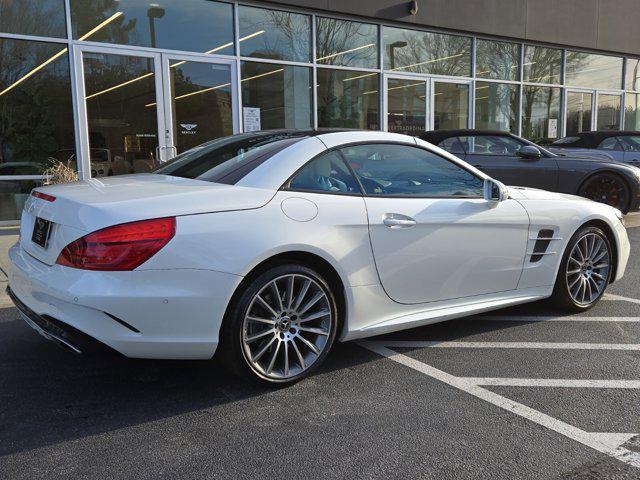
[551, 226, 612, 312]
[220, 264, 338, 387]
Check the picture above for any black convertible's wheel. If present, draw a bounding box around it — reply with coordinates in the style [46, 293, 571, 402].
[578, 173, 630, 213]
[551, 226, 612, 312]
[221, 264, 338, 386]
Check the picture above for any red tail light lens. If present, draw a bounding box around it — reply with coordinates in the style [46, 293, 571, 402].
[31, 190, 56, 202]
[56, 217, 176, 271]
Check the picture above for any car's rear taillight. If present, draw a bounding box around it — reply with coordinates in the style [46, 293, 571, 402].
[31, 190, 56, 202]
[56, 217, 176, 271]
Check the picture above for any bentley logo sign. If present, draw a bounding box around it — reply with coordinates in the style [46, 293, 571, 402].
[180, 123, 198, 134]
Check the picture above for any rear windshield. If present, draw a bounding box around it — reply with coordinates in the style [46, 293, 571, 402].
[154, 132, 308, 184]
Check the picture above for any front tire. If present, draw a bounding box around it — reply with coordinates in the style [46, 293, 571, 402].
[221, 264, 338, 386]
[551, 226, 612, 312]
[578, 173, 630, 213]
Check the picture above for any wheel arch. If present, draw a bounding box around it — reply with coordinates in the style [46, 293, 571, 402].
[221, 250, 348, 341]
[576, 169, 632, 213]
[560, 218, 619, 285]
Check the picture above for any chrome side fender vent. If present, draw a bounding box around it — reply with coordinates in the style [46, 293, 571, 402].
[529, 229, 560, 263]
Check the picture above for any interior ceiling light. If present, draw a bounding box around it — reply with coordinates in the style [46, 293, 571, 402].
[342, 72, 377, 82]
[0, 11, 123, 97]
[390, 53, 464, 71]
[316, 43, 375, 62]
[89, 30, 265, 99]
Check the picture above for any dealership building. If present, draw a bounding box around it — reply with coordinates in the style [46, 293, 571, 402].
[0, 0, 639, 222]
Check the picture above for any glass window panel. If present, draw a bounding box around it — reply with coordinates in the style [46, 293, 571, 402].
[241, 61, 312, 130]
[0, 179, 44, 221]
[316, 17, 378, 68]
[597, 94, 621, 131]
[383, 27, 471, 76]
[566, 91, 593, 135]
[523, 45, 562, 84]
[169, 60, 233, 154]
[626, 59, 640, 92]
[82, 52, 159, 177]
[625, 93, 640, 131]
[0, 38, 76, 181]
[565, 52, 623, 90]
[288, 151, 360, 194]
[458, 135, 524, 155]
[475, 39, 520, 81]
[619, 136, 640, 152]
[238, 5, 310, 62]
[433, 82, 469, 130]
[474, 82, 518, 133]
[340, 144, 483, 197]
[0, 0, 67, 38]
[70, 0, 234, 55]
[521, 86, 561, 143]
[386, 79, 426, 135]
[317, 69, 379, 130]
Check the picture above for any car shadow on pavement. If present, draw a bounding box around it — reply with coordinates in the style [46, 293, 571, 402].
[0, 298, 613, 457]
[0, 307, 381, 457]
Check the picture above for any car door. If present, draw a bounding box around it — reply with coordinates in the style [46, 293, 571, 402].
[460, 135, 559, 190]
[618, 136, 640, 166]
[340, 142, 530, 304]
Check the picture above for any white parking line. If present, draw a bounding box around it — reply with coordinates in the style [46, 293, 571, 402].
[378, 341, 640, 351]
[359, 341, 640, 468]
[603, 293, 640, 305]
[462, 377, 640, 388]
[474, 315, 640, 322]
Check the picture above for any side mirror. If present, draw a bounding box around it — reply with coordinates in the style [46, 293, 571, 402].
[517, 145, 542, 159]
[483, 178, 509, 203]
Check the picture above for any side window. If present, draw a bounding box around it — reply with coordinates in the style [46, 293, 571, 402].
[438, 137, 466, 155]
[287, 151, 361, 194]
[598, 137, 622, 150]
[619, 136, 640, 152]
[460, 135, 523, 155]
[340, 143, 484, 198]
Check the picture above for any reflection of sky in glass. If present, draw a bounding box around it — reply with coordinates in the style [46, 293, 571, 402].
[239, 5, 311, 62]
[71, 0, 234, 55]
[627, 59, 640, 92]
[565, 52, 623, 90]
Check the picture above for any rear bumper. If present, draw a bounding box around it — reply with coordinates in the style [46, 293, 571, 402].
[8, 286, 115, 355]
[8, 244, 243, 359]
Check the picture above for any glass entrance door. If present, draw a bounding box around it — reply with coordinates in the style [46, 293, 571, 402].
[432, 80, 470, 130]
[566, 90, 593, 135]
[385, 76, 427, 135]
[162, 54, 237, 157]
[77, 46, 165, 178]
[384, 75, 470, 134]
[75, 46, 238, 178]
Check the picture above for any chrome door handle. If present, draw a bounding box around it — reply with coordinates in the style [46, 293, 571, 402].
[383, 215, 417, 228]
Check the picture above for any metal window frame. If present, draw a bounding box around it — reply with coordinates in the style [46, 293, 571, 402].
[0, 0, 636, 196]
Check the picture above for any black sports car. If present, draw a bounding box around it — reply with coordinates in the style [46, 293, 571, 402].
[419, 129, 640, 213]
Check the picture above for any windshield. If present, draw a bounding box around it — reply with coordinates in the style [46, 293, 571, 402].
[154, 131, 309, 184]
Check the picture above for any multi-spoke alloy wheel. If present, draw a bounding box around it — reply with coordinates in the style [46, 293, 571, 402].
[223, 265, 337, 385]
[552, 226, 612, 311]
[566, 232, 610, 306]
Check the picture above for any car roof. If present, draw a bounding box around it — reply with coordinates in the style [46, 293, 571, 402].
[554, 131, 640, 148]
[419, 129, 516, 144]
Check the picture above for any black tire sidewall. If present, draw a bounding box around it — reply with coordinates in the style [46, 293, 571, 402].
[221, 264, 339, 386]
[579, 174, 630, 213]
[552, 226, 612, 312]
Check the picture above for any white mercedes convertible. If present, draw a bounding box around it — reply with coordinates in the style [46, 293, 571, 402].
[8, 130, 629, 385]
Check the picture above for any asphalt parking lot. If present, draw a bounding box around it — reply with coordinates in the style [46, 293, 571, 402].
[0, 224, 639, 479]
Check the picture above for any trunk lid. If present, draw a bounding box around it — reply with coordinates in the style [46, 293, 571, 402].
[20, 174, 275, 265]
